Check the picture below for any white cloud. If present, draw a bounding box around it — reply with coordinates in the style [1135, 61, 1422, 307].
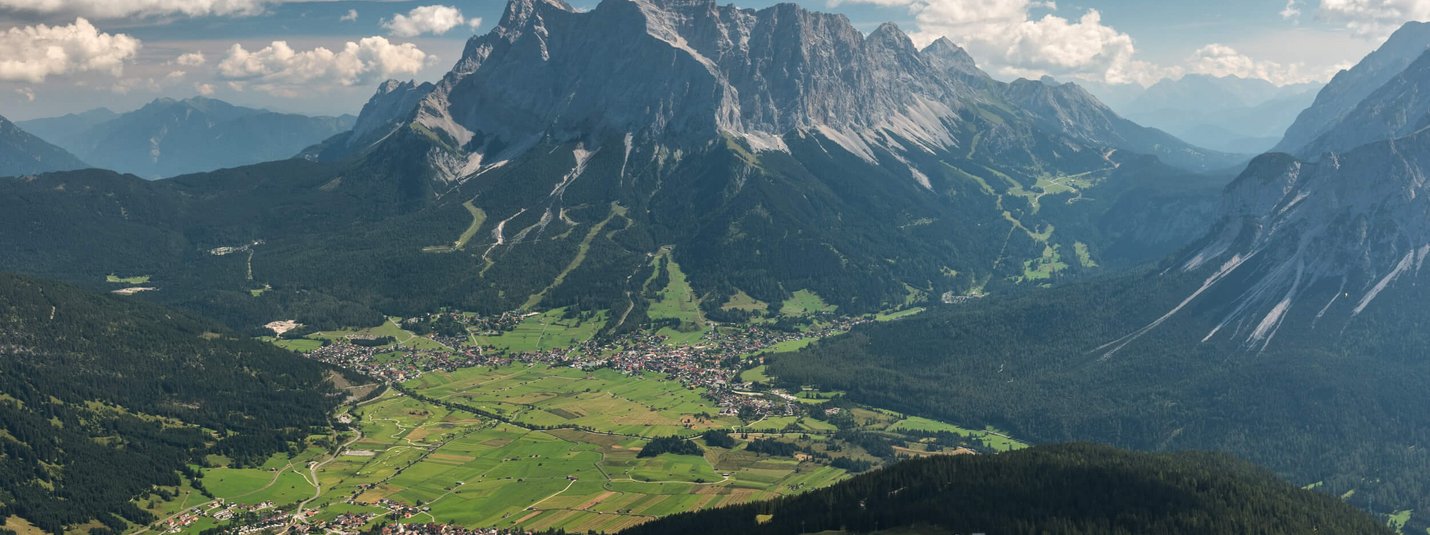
[15, 88, 34, 101]
[175, 51, 206, 66]
[217, 37, 430, 96]
[0, 18, 140, 83]
[0, 0, 275, 19]
[1281, 0, 1303, 19]
[1184, 43, 1343, 85]
[383, 5, 478, 37]
[340, 8, 358, 22]
[830, 0, 1160, 84]
[195, 82, 215, 95]
[1314, 0, 1430, 38]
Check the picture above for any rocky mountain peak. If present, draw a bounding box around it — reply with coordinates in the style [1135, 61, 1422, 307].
[337, 0, 1224, 184]
[1275, 20, 1430, 155]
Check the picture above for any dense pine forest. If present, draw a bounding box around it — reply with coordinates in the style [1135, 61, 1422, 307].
[767, 268, 1430, 522]
[0, 274, 339, 533]
[624, 443, 1392, 535]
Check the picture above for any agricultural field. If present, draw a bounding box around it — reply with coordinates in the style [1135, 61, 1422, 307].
[468, 309, 606, 352]
[779, 290, 836, 317]
[170, 365, 862, 534]
[310, 317, 450, 351]
[179, 304, 1022, 534]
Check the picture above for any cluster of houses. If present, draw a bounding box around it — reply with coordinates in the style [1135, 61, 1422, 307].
[301, 311, 869, 422]
[162, 499, 276, 534]
[376, 523, 538, 535]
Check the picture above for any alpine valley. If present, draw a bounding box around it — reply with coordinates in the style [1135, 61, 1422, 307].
[0, 0, 1421, 534]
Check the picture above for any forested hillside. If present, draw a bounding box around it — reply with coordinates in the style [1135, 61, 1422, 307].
[767, 267, 1430, 525]
[624, 443, 1390, 535]
[0, 274, 338, 534]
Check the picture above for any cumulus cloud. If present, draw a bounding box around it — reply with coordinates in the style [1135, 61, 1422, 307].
[1184, 43, 1343, 85]
[1314, 0, 1430, 38]
[217, 37, 430, 96]
[831, 0, 1159, 84]
[1281, 0, 1303, 19]
[175, 51, 206, 66]
[0, 0, 276, 19]
[383, 5, 479, 37]
[195, 82, 215, 96]
[340, 8, 358, 22]
[0, 18, 140, 83]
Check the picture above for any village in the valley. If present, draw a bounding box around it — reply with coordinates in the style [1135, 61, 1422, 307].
[295, 310, 869, 420]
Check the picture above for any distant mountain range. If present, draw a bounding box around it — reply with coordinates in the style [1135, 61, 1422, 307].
[766, 20, 1430, 530]
[18, 97, 355, 179]
[0, 114, 87, 176]
[1086, 75, 1321, 154]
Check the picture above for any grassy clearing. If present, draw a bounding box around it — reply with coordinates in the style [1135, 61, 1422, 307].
[311, 317, 449, 351]
[423, 201, 487, 254]
[646, 248, 708, 345]
[470, 309, 605, 352]
[721, 291, 768, 313]
[887, 416, 1027, 452]
[779, 290, 835, 317]
[269, 338, 323, 352]
[1021, 244, 1068, 282]
[105, 274, 150, 284]
[751, 337, 824, 357]
[1388, 509, 1411, 533]
[740, 366, 771, 385]
[1073, 241, 1097, 268]
[874, 307, 925, 322]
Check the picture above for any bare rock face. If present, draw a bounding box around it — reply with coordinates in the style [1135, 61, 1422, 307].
[1105, 129, 1430, 354]
[1276, 21, 1430, 156]
[1297, 49, 1430, 158]
[1102, 27, 1430, 352]
[336, 0, 1223, 182]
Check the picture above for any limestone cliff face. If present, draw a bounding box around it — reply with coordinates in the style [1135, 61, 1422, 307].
[335, 0, 1223, 182]
[1276, 21, 1430, 156]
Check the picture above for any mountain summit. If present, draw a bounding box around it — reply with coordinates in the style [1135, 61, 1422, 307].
[331, 0, 1229, 177]
[294, 0, 1234, 314]
[3, 0, 1230, 328]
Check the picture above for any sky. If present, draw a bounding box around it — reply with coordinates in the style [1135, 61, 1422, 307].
[0, 0, 1423, 120]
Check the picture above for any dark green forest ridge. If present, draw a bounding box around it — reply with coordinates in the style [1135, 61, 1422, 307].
[0, 274, 339, 534]
[0, 136, 1227, 336]
[625, 443, 1392, 535]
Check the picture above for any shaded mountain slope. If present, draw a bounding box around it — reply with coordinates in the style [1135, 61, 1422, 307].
[0, 114, 87, 176]
[625, 443, 1391, 535]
